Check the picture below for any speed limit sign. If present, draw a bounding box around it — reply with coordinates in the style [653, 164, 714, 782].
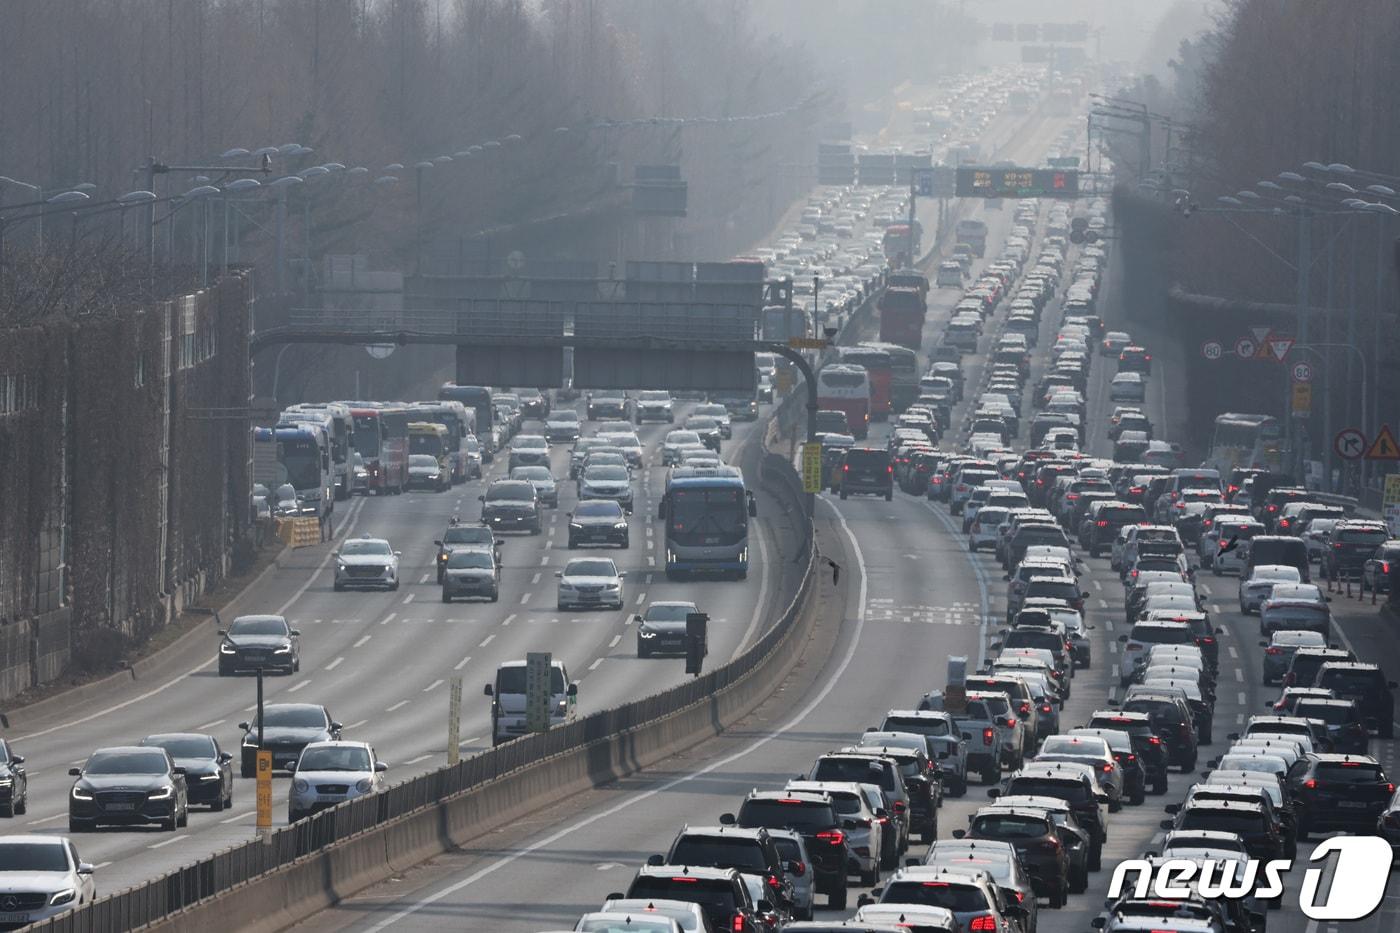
[1201, 340, 1223, 361]
[1291, 361, 1313, 383]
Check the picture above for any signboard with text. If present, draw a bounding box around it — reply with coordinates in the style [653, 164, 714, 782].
[801, 443, 824, 493]
[957, 166, 1079, 199]
[525, 652, 552, 734]
[1384, 475, 1400, 537]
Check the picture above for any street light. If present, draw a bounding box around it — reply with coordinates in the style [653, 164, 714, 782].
[181, 185, 220, 285]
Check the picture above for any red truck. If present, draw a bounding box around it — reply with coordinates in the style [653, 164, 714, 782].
[878, 286, 927, 350]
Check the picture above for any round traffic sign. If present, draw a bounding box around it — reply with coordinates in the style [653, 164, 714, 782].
[1201, 340, 1223, 361]
[1291, 361, 1313, 383]
[1335, 427, 1367, 461]
[1234, 337, 1257, 358]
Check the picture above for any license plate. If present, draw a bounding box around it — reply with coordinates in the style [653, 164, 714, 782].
[106, 802, 136, 811]
[579, 594, 600, 602]
[316, 795, 343, 803]
[1338, 800, 1368, 809]
[0, 914, 29, 924]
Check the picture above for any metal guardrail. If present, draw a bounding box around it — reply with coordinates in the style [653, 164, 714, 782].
[30, 417, 816, 933]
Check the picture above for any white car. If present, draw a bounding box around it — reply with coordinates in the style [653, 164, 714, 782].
[0, 835, 96, 923]
[786, 780, 885, 884]
[575, 912, 682, 933]
[287, 741, 388, 823]
[595, 899, 708, 933]
[1109, 371, 1146, 402]
[857, 905, 958, 933]
[507, 434, 550, 470]
[633, 390, 675, 424]
[556, 558, 625, 610]
[661, 430, 704, 465]
[1101, 331, 1132, 355]
[333, 536, 400, 591]
[1238, 564, 1303, 614]
[692, 403, 733, 439]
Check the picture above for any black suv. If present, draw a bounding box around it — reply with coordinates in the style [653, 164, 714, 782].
[838, 447, 894, 501]
[729, 790, 850, 910]
[1080, 501, 1148, 557]
[1313, 661, 1397, 737]
[1286, 753, 1394, 838]
[659, 825, 793, 917]
[434, 521, 500, 582]
[1120, 688, 1199, 771]
[999, 762, 1107, 857]
[478, 479, 543, 534]
[619, 865, 764, 932]
[1084, 710, 1170, 794]
[1324, 520, 1391, 582]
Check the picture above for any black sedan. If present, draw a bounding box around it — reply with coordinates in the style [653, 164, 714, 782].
[0, 739, 27, 817]
[238, 704, 341, 777]
[567, 500, 629, 549]
[69, 746, 188, 832]
[636, 600, 702, 658]
[139, 733, 234, 811]
[217, 614, 301, 676]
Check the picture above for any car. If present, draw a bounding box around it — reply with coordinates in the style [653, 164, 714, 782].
[728, 790, 850, 910]
[636, 601, 702, 658]
[1323, 520, 1391, 582]
[578, 464, 635, 512]
[839, 448, 894, 500]
[1159, 801, 1284, 862]
[1033, 734, 1125, 811]
[920, 838, 1040, 929]
[634, 390, 675, 423]
[68, 746, 188, 833]
[959, 805, 1069, 907]
[0, 835, 96, 923]
[684, 416, 724, 452]
[662, 430, 705, 465]
[1361, 539, 1400, 593]
[693, 403, 734, 439]
[872, 865, 1022, 933]
[1259, 630, 1327, 684]
[1120, 687, 1199, 771]
[1118, 346, 1152, 373]
[1108, 372, 1146, 402]
[617, 865, 764, 933]
[574, 912, 683, 933]
[659, 825, 795, 920]
[595, 899, 711, 933]
[545, 409, 583, 444]
[587, 391, 633, 422]
[516, 386, 550, 418]
[1067, 727, 1146, 805]
[1101, 331, 1132, 355]
[1292, 697, 1370, 754]
[405, 453, 449, 491]
[485, 659, 577, 745]
[217, 614, 301, 675]
[1238, 564, 1302, 614]
[855, 904, 958, 933]
[332, 536, 401, 591]
[137, 733, 233, 811]
[1259, 584, 1331, 637]
[762, 829, 816, 921]
[556, 557, 625, 610]
[806, 753, 912, 853]
[480, 479, 544, 534]
[1313, 661, 1397, 737]
[0, 742, 25, 819]
[440, 547, 500, 602]
[435, 521, 500, 582]
[507, 434, 551, 470]
[238, 703, 342, 777]
[509, 466, 559, 508]
[567, 500, 629, 549]
[608, 433, 647, 469]
[1086, 710, 1171, 795]
[287, 741, 388, 823]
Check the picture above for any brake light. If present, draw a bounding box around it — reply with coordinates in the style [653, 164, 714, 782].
[1148, 736, 1162, 745]
[816, 830, 845, 845]
[1334, 543, 1343, 550]
[969, 915, 997, 932]
[1102, 763, 1114, 773]
[1005, 717, 1018, 728]
[1268, 505, 1279, 512]
[1019, 702, 1031, 714]
[1039, 838, 1061, 851]
[1126, 754, 1136, 761]
[1041, 704, 1053, 713]
[671, 877, 700, 882]
[1265, 647, 1281, 655]
[1305, 779, 1317, 789]
[733, 913, 746, 932]
[1384, 562, 1392, 574]
[1097, 520, 1108, 527]
[843, 464, 849, 472]
[983, 727, 995, 745]
[922, 882, 951, 888]
[1389, 783, 1396, 793]
[893, 800, 907, 813]
[1202, 637, 1215, 645]
[790, 860, 806, 876]
[767, 875, 783, 890]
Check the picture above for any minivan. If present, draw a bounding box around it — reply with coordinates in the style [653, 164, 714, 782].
[1243, 535, 1311, 583]
[484, 659, 577, 745]
[839, 447, 894, 500]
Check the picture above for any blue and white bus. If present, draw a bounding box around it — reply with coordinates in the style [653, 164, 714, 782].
[657, 465, 757, 580]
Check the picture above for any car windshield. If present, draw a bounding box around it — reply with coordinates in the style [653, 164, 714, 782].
[1009, 778, 1088, 802]
[298, 745, 372, 772]
[409, 454, 439, 468]
[1177, 809, 1266, 834]
[514, 437, 547, 450]
[576, 501, 624, 519]
[1040, 737, 1106, 757]
[1129, 625, 1193, 644]
[86, 751, 168, 775]
[667, 432, 702, 445]
[260, 707, 327, 728]
[487, 483, 534, 501]
[565, 560, 617, 577]
[740, 798, 837, 830]
[880, 881, 990, 912]
[670, 837, 767, 873]
[645, 604, 696, 622]
[695, 405, 726, 418]
[229, 617, 288, 636]
[1315, 762, 1385, 784]
[511, 467, 552, 481]
[340, 540, 391, 556]
[143, 735, 216, 758]
[443, 526, 491, 545]
[973, 814, 1048, 838]
[639, 391, 670, 401]
[496, 666, 566, 694]
[1337, 528, 1388, 546]
[447, 550, 493, 569]
[884, 716, 952, 737]
[0, 843, 68, 873]
[627, 878, 735, 920]
[585, 466, 630, 482]
[811, 757, 888, 788]
[1319, 669, 1384, 692]
[549, 411, 580, 423]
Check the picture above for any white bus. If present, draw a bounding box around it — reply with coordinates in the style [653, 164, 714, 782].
[1205, 412, 1283, 474]
[816, 364, 872, 440]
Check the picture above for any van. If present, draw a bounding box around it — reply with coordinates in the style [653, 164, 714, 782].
[839, 447, 894, 501]
[1242, 535, 1311, 583]
[484, 659, 577, 745]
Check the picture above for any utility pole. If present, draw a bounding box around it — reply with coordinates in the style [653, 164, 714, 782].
[905, 173, 917, 268]
[1293, 208, 1312, 477]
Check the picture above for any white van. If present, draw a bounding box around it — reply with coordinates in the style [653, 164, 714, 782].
[485, 659, 577, 745]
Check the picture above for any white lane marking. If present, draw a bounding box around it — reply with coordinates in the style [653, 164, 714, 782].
[196, 719, 225, 730]
[1234, 668, 1244, 682]
[588, 658, 605, 671]
[423, 679, 444, 692]
[635, 593, 646, 606]
[405, 754, 433, 766]
[380, 612, 397, 626]
[1238, 691, 1247, 705]
[419, 573, 430, 584]
[346, 719, 370, 730]
[149, 834, 189, 849]
[648, 556, 656, 566]
[93, 861, 111, 870]
[325, 657, 345, 671]
[1104, 619, 1114, 632]
[360, 496, 873, 932]
[1228, 645, 1239, 660]
[531, 572, 541, 584]
[539, 555, 550, 567]
[11, 499, 371, 742]
[454, 656, 471, 670]
[1097, 598, 1109, 609]
[479, 634, 495, 647]
[386, 700, 410, 713]
[608, 634, 621, 648]
[733, 524, 773, 658]
[1093, 579, 1102, 591]
[502, 613, 516, 627]
[402, 593, 415, 604]
[221, 811, 255, 824]
[353, 635, 372, 648]
[922, 502, 991, 665]
[1212, 603, 1223, 614]
[287, 680, 310, 693]
[28, 813, 64, 826]
[520, 593, 531, 605]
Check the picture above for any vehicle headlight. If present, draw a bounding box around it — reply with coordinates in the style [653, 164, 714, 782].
[71, 785, 93, 801]
[614, 523, 628, 530]
[293, 779, 309, 793]
[220, 643, 237, 654]
[199, 772, 221, 781]
[274, 643, 292, 654]
[149, 785, 174, 800]
[603, 581, 620, 590]
[0, 778, 13, 787]
[355, 779, 373, 793]
[556, 699, 568, 712]
[48, 888, 76, 907]
[639, 628, 656, 638]
[336, 561, 347, 572]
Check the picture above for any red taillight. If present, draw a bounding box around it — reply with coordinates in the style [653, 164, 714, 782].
[1019, 702, 1030, 714]
[1202, 637, 1216, 645]
[1126, 754, 1136, 761]
[1334, 543, 1344, 550]
[1268, 505, 1279, 512]
[1102, 763, 1114, 773]
[843, 464, 849, 472]
[1039, 838, 1061, 851]
[671, 876, 700, 882]
[969, 915, 997, 932]
[1384, 562, 1392, 574]
[893, 800, 907, 813]
[1041, 704, 1052, 713]
[733, 913, 746, 932]
[1265, 647, 1281, 655]
[1305, 779, 1317, 789]
[1096, 520, 1108, 527]
[888, 465, 894, 474]
[1005, 717, 1017, 728]
[790, 860, 806, 876]
[1148, 736, 1162, 745]
[767, 875, 782, 889]
[1388, 783, 1396, 793]
[816, 830, 845, 845]
[983, 727, 995, 745]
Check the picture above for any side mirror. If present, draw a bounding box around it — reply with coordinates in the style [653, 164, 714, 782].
[1165, 803, 1180, 814]
[719, 812, 736, 825]
[1091, 917, 1107, 929]
[989, 641, 1003, 651]
[646, 854, 665, 867]
[554, 571, 563, 578]
[1227, 732, 1240, 741]
[483, 684, 494, 697]
[757, 900, 774, 914]
[1258, 640, 1269, 648]
[331, 552, 340, 560]
[1082, 591, 1091, 599]
[237, 721, 250, 731]
[434, 540, 442, 547]
[478, 495, 485, 502]
[951, 829, 967, 839]
[216, 629, 226, 636]
[219, 752, 233, 763]
[375, 761, 388, 772]
[8, 756, 22, 766]
[394, 551, 402, 557]
[856, 894, 874, 908]
[875, 808, 888, 818]
[68, 767, 82, 777]
[987, 788, 1001, 798]
[1159, 819, 1175, 830]
[291, 629, 302, 637]
[173, 766, 186, 776]
[567, 683, 579, 696]
[77, 862, 95, 875]
[618, 571, 627, 578]
[331, 722, 343, 731]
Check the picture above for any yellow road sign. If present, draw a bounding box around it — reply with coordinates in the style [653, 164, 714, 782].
[256, 750, 273, 833]
[1291, 382, 1311, 415]
[801, 443, 824, 493]
[1366, 424, 1400, 461]
[787, 337, 828, 349]
[775, 368, 794, 395]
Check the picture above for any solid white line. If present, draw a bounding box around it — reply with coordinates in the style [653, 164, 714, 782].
[325, 657, 345, 671]
[479, 634, 495, 647]
[921, 501, 991, 666]
[423, 679, 444, 692]
[733, 524, 773, 658]
[287, 680, 310, 693]
[93, 861, 111, 870]
[386, 700, 410, 712]
[402, 593, 415, 604]
[358, 497, 872, 933]
[405, 754, 433, 766]
[346, 719, 370, 730]
[588, 658, 604, 671]
[353, 635, 372, 648]
[454, 656, 471, 670]
[608, 634, 621, 648]
[149, 834, 188, 849]
[196, 719, 224, 730]
[220, 811, 255, 824]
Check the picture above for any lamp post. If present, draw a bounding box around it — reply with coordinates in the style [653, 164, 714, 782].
[222, 178, 262, 276]
[47, 190, 92, 252]
[414, 160, 434, 274]
[268, 176, 304, 292]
